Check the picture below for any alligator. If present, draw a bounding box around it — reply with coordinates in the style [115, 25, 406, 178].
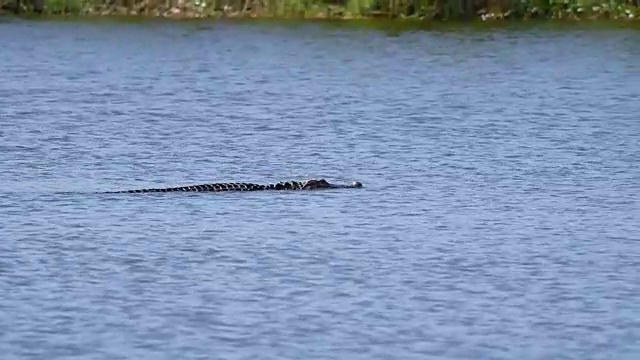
[105, 179, 363, 194]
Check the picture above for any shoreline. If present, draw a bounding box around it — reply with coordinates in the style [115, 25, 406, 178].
[2, 1, 639, 25]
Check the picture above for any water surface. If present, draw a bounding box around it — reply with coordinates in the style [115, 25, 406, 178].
[1, 18, 639, 360]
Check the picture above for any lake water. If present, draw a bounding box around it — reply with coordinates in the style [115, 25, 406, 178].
[0, 17, 639, 360]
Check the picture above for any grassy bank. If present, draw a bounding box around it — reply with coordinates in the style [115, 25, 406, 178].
[1, 0, 639, 22]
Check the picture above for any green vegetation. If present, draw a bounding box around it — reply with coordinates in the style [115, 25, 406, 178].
[1, 0, 639, 22]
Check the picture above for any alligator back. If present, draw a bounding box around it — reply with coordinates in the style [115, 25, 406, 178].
[105, 179, 362, 194]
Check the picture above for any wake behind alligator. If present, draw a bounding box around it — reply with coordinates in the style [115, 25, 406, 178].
[104, 179, 363, 194]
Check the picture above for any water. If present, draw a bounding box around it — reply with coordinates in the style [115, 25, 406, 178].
[0, 18, 639, 360]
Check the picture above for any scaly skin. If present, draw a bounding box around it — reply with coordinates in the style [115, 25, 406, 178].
[105, 179, 362, 193]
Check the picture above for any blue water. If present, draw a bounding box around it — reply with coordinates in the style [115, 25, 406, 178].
[1, 18, 639, 359]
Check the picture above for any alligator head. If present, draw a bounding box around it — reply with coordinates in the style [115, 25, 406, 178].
[301, 179, 363, 190]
